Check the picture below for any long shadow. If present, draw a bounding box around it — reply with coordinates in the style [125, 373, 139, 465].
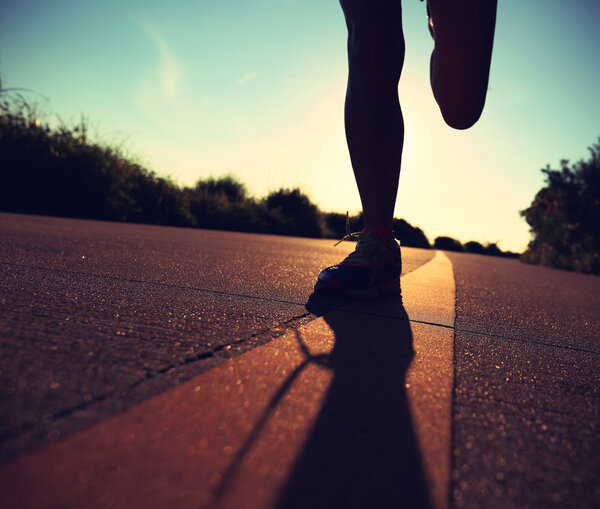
[273, 293, 432, 509]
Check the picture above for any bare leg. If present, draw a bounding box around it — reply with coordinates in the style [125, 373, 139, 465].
[340, 0, 405, 228]
[428, 0, 498, 129]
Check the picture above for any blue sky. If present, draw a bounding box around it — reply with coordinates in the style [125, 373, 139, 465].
[1, 0, 599, 251]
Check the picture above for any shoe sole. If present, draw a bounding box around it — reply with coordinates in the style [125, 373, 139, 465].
[317, 276, 401, 300]
[347, 277, 401, 299]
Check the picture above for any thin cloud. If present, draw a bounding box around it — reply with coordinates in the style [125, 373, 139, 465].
[153, 33, 181, 102]
[135, 23, 183, 113]
[236, 72, 258, 86]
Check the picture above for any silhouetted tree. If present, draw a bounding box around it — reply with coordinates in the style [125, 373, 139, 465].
[392, 218, 431, 248]
[186, 177, 266, 232]
[501, 250, 520, 259]
[463, 240, 518, 258]
[433, 236, 463, 252]
[520, 139, 600, 274]
[483, 242, 502, 257]
[464, 240, 486, 254]
[192, 176, 247, 203]
[324, 213, 431, 248]
[265, 188, 325, 237]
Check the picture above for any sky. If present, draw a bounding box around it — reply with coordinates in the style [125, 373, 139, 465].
[1, 0, 599, 252]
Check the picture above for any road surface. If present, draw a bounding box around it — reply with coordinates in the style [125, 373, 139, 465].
[0, 213, 598, 508]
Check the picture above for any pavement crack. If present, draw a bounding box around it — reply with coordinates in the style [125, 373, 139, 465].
[455, 327, 600, 355]
[321, 306, 600, 357]
[331, 306, 456, 331]
[0, 310, 315, 451]
[1, 261, 306, 307]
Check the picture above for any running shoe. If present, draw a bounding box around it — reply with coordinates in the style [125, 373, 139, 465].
[315, 223, 402, 299]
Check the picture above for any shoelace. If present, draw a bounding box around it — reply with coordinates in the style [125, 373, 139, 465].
[333, 213, 391, 266]
[334, 212, 358, 246]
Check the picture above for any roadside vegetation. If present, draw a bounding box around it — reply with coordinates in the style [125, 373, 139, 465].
[432, 236, 518, 258]
[0, 77, 523, 259]
[520, 140, 600, 275]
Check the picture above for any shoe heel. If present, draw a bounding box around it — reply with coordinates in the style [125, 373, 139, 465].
[379, 277, 401, 295]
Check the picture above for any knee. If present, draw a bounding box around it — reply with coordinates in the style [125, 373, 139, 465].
[435, 87, 486, 130]
[342, 4, 404, 75]
[440, 104, 483, 130]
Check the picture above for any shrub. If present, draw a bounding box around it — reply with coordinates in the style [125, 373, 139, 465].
[520, 140, 600, 274]
[0, 79, 195, 226]
[433, 236, 463, 252]
[391, 218, 431, 248]
[187, 177, 262, 232]
[324, 213, 431, 248]
[464, 240, 486, 254]
[264, 188, 325, 238]
[483, 242, 502, 256]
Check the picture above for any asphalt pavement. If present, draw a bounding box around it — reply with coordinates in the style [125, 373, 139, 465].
[448, 252, 600, 508]
[0, 213, 598, 508]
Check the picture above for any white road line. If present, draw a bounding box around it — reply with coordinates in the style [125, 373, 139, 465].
[404, 251, 455, 509]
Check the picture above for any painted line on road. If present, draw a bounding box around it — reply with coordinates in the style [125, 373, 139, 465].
[404, 251, 456, 509]
[0, 251, 455, 509]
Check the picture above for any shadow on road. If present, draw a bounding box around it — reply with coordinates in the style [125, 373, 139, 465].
[207, 293, 431, 509]
[273, 293, 431, 509]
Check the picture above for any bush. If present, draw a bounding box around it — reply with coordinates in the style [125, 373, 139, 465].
[264, 188, 325, 237]
[392, 218, 431, 248]
[464, 240, 486, 254]
[520, 140, 600, 274]
[186, 177, 264, 232]
[324, 213, 431, 248]
[0, 79, 195, 226]
[193, 175, 247, 203]
[433, 236, 463, 252]
[483, 242, 502, 256]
